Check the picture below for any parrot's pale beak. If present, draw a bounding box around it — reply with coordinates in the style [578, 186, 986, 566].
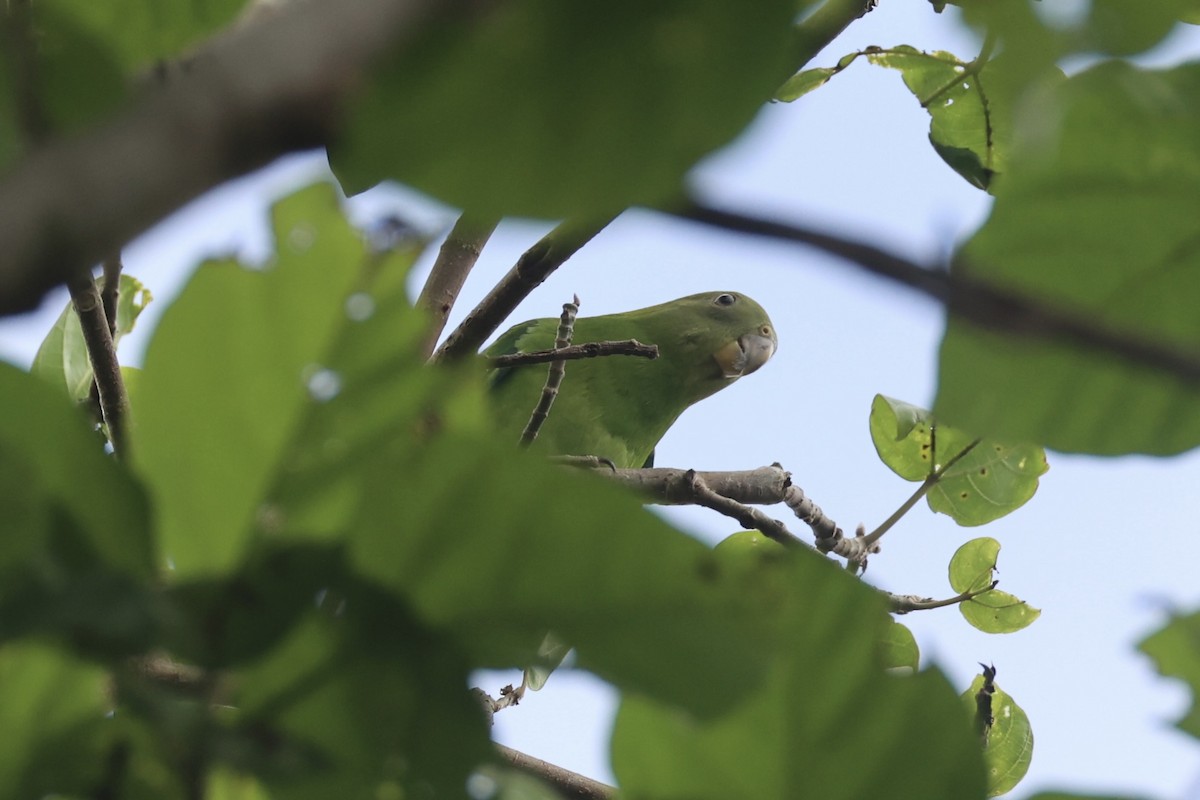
[714, 332, 776, 379]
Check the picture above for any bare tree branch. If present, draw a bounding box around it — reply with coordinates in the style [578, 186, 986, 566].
[417, 212, 500, 359]
[676, 200, 1200, 384]
[495, 744, 615, 800]
[489, 339, 658, 368]
[434, 215, 618, 362]
[521, 296, 579, 446]
[67, 271, 130, 457]
[0, 0, 477, 317]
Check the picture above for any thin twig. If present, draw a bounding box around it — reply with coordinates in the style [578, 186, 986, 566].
[67, 271, 130, 457]
[521, 296, 579, 446]
[495, 744, 615, 800]
[434, 216, 617, 362]
[417, 213, 500, 359]
[489, 339, 658, 368]
[887, 580, 999, 613]
[100, 253, 123, 337]
[676, 201, 1200, 385]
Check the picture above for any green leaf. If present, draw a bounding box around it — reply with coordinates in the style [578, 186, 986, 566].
[228, 583, 490, 799]
[961, 671, 1033, 797]
[0, 362, 153, 579]
[0, 4, 126, 170]
[1140, 608, 1200, 740]
[936, 61, 1200, 456]
[880, 618, 919, 673]
[330, 0, 798, 217]
[32, 274, 152, 401]
[133, 182, 423, 578]
[867, 46, 1002, 189]
[869, 395, 1048, 525]
[1084, 0, 1197, 55]
[0, 642, 112, 797]
[776, 52, 862, 102]
[45, 0, 248, 73]
[949, 538, 1040, 633]
[613, 551, 985, 799]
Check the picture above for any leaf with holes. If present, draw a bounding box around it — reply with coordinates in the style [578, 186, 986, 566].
[869, 395, 1047, 525]
[866, 46, 1058, 190]
[949, 538, 1040, 633]
[961, 670, 1033, 797]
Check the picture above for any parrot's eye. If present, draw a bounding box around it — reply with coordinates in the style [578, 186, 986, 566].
[713, 293, 737, 307]
[760, 325, 772, 338]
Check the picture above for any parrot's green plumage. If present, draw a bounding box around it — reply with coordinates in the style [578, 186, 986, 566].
[485, 291, 777, 468]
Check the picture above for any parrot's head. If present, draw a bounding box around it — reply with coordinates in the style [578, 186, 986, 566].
[701, 292, 777, 379]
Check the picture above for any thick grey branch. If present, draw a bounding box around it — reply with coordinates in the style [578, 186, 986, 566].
[0, 0, 475, 316]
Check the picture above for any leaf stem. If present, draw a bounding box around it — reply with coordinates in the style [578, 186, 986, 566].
[862, 435, 981, 547]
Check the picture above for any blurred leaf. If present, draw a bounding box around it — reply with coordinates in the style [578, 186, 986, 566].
[0, 4, 127, 164]
[46, 0, 247, 73]
[1084, 0, 1197, 55]
[870, 395, 1047, 525]
[0, 642, 112, 797]
[880, 618, 919, 672]
[32, 274, 152, 402]
[1140, 608, 1200, 739]
[205, 769, 272, 800]
[0, 361, 153, 578]
[470, 766, 567, 800]
[612, 550, 985, 800]
[133, 182, 424, 578]
[961, 671, 1033, 796]
[936, 62, 1200, 455]
[949, 538, 1040, 633]
[330, 0, 797, 217]
[229, 585, 489, 799]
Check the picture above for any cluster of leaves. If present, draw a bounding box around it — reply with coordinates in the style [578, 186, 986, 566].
[6, 1, 1200, 799]
[3, 184, 1002, 799]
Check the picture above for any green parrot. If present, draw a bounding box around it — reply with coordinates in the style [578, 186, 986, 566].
[485, 291, 777, 468]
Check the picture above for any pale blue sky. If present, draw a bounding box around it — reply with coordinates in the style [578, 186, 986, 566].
[3, 3, 1200, 797]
